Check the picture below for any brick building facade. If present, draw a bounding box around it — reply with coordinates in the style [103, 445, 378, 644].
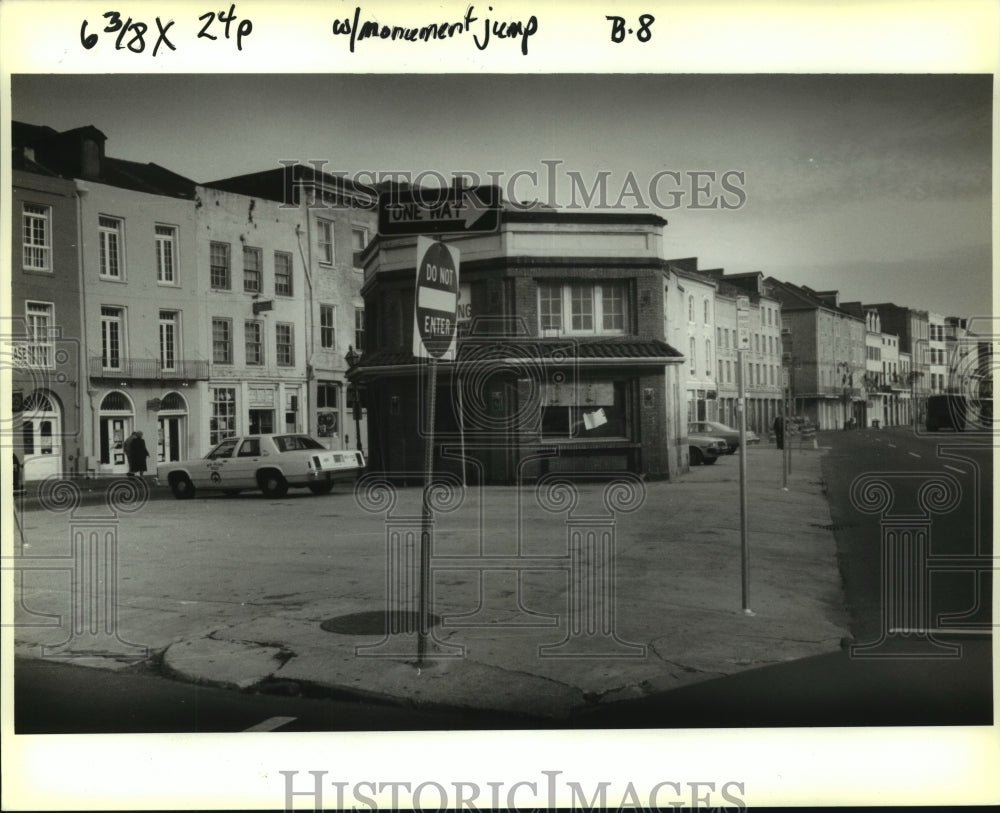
[351, 210, 688, 483]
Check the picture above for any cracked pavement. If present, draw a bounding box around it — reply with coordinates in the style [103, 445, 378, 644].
[12, 446, 850, 720]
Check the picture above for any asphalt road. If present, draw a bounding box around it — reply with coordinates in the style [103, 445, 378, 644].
[12, 427, 993, 731]
[820, 426, 993, 643]
[14, 657, 547, 734]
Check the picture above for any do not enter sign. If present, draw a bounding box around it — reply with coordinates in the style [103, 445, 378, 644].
[413, 236, 460, 360]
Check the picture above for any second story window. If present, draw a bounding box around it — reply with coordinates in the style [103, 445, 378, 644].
[245, 320, 263, 365]
[538, 281, 628, 336]
[98, 216, 124, 279]
[155, 225, 177, 284]
[570, 284, 594, 331]
[703, 299, 710, 324]
[354, 307, 365, 351]
[539, 283, 562, 332]
[320, 305, 335, 349]
[210, 242, 230, 290]
[212, 317, 232, 364]
[159, 310, 178, 371]
[602, 284, 625, 331]
[101, 306, 124, 370]
[25, 301, 54, 368]
[276, 323, 294, 366]
[243, 246, 262, 293]
[274, 251, 293, 296]
[22, 203, 51, 271]
[352, 227, 369, 269]
[318, 219, 334, 264]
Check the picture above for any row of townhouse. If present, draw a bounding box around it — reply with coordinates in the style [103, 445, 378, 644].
[664, 260, 784, 436]
[11, 121, 986, 482]
[11, 122, 376, 481]
[350, 212, 786, 483]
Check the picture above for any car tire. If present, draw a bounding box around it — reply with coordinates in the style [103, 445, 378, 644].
[258, 470, 289, 498]
[169, 473, 195, 500]
[689, 447, 703, 466]
[308, 481, 335, 495]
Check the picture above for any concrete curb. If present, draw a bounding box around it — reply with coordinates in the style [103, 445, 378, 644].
[13, 444, 851, 720]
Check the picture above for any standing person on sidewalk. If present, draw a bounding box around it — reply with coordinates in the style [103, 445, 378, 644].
[773, 414, 784, 450]
[124, 432, 137, 476]
[127, 431, 150, 479]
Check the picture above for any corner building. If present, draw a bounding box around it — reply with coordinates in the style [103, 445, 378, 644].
[351, 210, 688, 484]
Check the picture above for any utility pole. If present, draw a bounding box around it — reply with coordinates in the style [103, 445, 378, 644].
[736, 296, 753, 615]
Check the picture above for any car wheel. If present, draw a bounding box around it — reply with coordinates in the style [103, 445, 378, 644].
[169, 473, 195, 500]
[258, 470, 289, 498]
[308, 481, 335, 495]
[689, 447, 703, 466]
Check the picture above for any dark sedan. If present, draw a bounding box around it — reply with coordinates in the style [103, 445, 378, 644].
[687, 421, 760, 454]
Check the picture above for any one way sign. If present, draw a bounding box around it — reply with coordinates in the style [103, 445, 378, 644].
[378, 186, 501, 236]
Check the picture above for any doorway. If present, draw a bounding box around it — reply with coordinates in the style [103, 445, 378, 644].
[20, 391, 62, 481]
[248, 409, 274, 435]
[98, 390, 134, 474]
[157, 416, 183, 463]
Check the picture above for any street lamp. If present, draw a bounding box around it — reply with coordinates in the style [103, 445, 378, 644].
[344, 345, 363, 454]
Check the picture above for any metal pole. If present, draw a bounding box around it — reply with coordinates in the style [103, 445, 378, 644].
[780, 387, 787, 489]
[418, 357, 438, 665]
[456, 368, 466, 488]
[738, 348, 751, 613]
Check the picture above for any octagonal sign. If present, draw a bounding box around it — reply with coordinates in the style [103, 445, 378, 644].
[413, 236, 460, 360]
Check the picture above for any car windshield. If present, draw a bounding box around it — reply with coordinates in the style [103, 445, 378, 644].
[273, 434, 326, 452]
[206, 438, 238, 459]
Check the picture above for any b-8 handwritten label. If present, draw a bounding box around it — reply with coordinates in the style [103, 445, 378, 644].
[80, 4, 252, 55]
[606, 13, 654, 44]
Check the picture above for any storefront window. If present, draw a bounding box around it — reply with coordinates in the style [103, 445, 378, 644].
[540, 380, 627, 439]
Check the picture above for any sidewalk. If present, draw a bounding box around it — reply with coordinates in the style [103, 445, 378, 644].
[11, 445, 850, 721]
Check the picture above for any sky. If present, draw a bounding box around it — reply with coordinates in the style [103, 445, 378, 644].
[10, 72, 993, 321]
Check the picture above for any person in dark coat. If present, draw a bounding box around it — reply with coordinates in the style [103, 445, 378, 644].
[127, 431, 150, 477]
[773, 415, 784, 450]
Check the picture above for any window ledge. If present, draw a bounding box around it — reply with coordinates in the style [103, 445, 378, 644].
[536, 438, 638, 448]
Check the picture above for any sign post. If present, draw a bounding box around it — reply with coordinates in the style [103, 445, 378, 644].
[736, 296, 752, 615]
[413, 236, 460, 664]
[781, 367, 789, 490]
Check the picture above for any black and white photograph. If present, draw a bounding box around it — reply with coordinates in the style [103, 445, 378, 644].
[2, 1, 997, 810]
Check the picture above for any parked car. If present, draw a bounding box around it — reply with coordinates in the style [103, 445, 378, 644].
[157, 434, 365, 499]
[688, 421, 760, 454]
[687, 432, 729, 466]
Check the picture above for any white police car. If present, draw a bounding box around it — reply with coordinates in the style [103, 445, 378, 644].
[157, 434, 365, 499]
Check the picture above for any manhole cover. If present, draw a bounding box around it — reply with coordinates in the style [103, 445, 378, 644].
[320, 610, 441, 636]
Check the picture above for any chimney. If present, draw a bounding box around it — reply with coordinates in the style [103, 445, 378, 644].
[815, 290, 840, 308]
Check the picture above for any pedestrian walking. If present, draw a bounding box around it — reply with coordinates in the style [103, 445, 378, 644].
[126, 431, 149, 478]
[773, 415, 784, 450]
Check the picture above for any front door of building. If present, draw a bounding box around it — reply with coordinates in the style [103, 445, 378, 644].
[157, 416, 183, 463]
[248, 409, 274, 435]
[20, 392, 62, 481]
[100, 416, 131, 474]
